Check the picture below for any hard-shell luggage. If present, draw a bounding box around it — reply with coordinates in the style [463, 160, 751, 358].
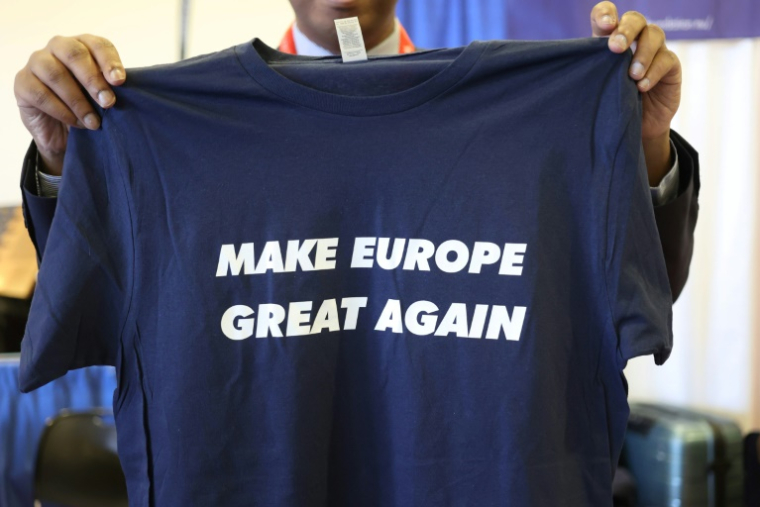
[744, 432, 760, 507]
[622, 403, 743, 507]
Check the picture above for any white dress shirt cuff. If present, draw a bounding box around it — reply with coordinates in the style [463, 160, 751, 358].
[35, 151, 62, 198]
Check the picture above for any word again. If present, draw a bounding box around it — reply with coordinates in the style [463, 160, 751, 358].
[374, 299, 526, 341]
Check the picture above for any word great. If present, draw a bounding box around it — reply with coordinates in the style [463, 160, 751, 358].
[221, 298, 526, 341]
[216, 238, 527, 276]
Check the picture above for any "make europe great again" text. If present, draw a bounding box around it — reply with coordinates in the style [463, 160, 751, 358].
[216, 237, 528, 342]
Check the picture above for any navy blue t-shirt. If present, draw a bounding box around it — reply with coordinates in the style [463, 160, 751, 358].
[20, 38, 672, 506]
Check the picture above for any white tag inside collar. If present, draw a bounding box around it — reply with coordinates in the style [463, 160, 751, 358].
[334, 17, 368, 63]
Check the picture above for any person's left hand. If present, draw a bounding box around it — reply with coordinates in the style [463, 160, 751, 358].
[591, 1, 682, 186]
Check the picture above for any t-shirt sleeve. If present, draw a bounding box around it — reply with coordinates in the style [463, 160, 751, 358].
[605, 115, 674, 367]
[19, 122, 133, 392]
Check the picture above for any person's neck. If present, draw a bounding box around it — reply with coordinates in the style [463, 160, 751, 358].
[292, 19, 399, 57]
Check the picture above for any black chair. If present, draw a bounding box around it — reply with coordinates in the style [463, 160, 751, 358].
[34, 409, 128, 507]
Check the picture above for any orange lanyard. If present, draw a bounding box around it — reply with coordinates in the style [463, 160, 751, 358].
[278, 22, 416, 55]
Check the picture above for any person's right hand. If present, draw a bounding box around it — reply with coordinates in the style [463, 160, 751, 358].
[14, 35, 125, 176]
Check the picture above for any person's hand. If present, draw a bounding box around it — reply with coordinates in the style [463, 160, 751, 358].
[14, 35, 126, 176]
[590, 2, 682, 186]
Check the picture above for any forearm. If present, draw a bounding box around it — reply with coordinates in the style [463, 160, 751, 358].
[37, 141, 65, 177]
[644, 131, 674, 187]
[650, 137, 680, 207]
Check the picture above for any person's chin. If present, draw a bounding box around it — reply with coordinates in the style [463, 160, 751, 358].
[321, 0, 361, 12]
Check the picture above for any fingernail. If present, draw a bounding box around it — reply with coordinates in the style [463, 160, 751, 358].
[98, 89, 115, 107]
[110, 68, 125, 81]
[638, 78, 651, 91]
[83, 113, 100, 130]
[613, 34, 628, 49]
[630, 61, 645, 77]
[601, 15, 614, 26]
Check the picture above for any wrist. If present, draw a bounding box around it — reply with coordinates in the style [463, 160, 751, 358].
[642, 131, 672, 187]
[36, 143, 64, 176]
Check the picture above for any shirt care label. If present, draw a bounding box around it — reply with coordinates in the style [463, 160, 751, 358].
[334, 17, 368, 62]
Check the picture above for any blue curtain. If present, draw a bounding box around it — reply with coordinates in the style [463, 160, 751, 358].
[395, 0, 598, 48]
[396, 0, 509, 48]
[396, 0, 760, 46]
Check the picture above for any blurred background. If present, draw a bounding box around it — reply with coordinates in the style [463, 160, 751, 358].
[0, 0, 758, 505]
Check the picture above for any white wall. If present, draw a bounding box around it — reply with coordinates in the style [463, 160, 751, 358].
[0, 0, 295, 206]
[624, 39, 760, 431]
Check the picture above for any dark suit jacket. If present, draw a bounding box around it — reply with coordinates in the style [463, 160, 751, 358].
[19, 131, 700, 301]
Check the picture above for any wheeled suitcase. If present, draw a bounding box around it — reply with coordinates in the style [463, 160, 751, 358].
[622, 403, 743, 507]
[745, 433, 760, 507]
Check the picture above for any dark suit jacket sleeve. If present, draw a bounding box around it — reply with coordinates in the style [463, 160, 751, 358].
[20, 141, 58, 264]
[655, 130, 700, 302]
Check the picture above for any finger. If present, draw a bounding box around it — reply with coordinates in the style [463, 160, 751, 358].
[637, 47, 681, 93]
[608, 11, 647, 53]
[14, 68, 84, 128]
[75, 34, 126, 86]
[628, 24, 666, 81]
[46, 37, 116, 110]
[591, 1, 619, 36]
[28, 51, 100, 129]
